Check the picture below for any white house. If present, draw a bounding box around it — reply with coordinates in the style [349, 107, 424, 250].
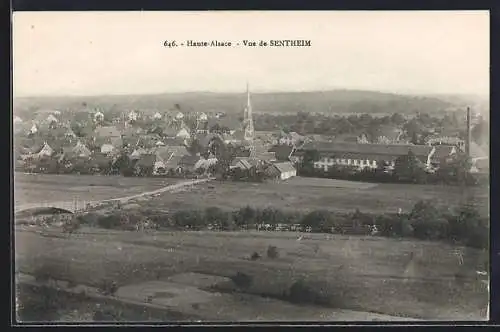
[73, 140, 91, 158]
[128, 110, 139, 121]
[94, 111, 104, 123]
[46, 114, 59, 124]
[13, 116, 23, 124]
[198, 112, 208, 121]
[175, 112, 184, 120]
[37, 142, 54, 158]
[279, 132, 304, 147]
[265, 162, 297, 180]
[153, 112, 162, 120]
[176, 128, 191, 139]
[100, 144, 116, 154]
[29, 123, 38, 135]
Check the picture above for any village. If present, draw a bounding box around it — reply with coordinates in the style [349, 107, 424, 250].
[13, 86, 489, 185]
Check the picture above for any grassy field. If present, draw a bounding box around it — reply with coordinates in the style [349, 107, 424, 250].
[15, 226, 489, 320]
[140, 177, 489, 216]
[14, 173, 183, 205]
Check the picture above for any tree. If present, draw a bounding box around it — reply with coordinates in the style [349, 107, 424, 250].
[393, 150, 426, 183]
[408, 200, 448, 240]
[187, 138, 204, 155]
[301, 149, 320, 173]
[301, 210, 332, 232]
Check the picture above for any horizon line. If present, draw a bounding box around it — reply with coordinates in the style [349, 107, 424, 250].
[13, 88, 489, 100]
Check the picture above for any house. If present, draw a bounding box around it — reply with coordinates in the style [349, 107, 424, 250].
[89, 153, 113, 173]
[425, 135, 465, 151]
[13, 116, 23, 124]
[175, 112, 184, 121]
[100, 143, 116, 155]
[128, 110, 140, 122]
[198, 112, 208, 121]
[46, 114, 59, 124]
[94, 126, 123, 148]
[29, 123, 38, 135]
[72, 140, 92, 158]
[333, 133, 369, 144]
[65, 128, 77, 140]
[129, 147, 147, 160]
[295, 142, 436, 172]
[265, 162, 297, 180]
[268, 145, 294, 162]
[36, 142, 55, 159]
[153, 112, 163, 120]
[278, 132, 305, 147]
[93, 111, 104, 123]
[372, 126, 405, 144]
[176, 128, 191, 140]
[230, 157, 255, 171]
[429, 145, 457, 169]
[133, 154, 156, 175]
[158, 155, 183, 174]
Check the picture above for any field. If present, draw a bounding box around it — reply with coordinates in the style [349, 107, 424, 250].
[16, 226, 489, 321]
[140, 177, 489, 216]
[14, 173, 183, 205]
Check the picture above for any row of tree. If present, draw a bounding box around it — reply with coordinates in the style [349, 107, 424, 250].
[253, 111, 487, 146]
[85, 201, 487, 250]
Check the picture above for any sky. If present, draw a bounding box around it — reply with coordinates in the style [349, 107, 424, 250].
[12, 11, 489, 97]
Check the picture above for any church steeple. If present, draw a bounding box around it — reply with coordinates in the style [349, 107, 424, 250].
[244, 82, 255, 142]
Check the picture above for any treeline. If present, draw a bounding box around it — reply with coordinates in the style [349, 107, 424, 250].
[78, 201, 488, 250]
[253, 111, 480, 142]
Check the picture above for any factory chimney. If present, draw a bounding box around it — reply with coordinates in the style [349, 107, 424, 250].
[465, 107, 471, 158]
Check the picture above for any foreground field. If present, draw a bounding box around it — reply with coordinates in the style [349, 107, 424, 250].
[141, 177, 489, 216]
[16, 227, 488, 320]
[14, 173, 183, 205]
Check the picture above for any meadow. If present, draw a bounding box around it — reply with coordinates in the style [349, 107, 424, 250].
[140, 177, 489, 216]
[14, 173, 182, 205]
[15, 226, 488, 321]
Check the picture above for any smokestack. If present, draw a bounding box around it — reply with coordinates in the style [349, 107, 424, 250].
[466, 107, 471, 158]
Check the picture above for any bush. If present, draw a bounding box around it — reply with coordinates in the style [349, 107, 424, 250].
[97, 214, 125, 229]
[288, 279, 328, 305]
[267, 245, 279, 259]
[250, 252, 261, 261]
[231, 272, 253, 289]
[97, 280, 118, 296]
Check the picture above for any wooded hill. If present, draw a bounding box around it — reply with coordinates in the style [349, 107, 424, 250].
[14, 90, 482, 117]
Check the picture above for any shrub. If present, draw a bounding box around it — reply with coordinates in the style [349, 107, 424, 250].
[231, 272, 253, 289]
[97, 280, 118, 296]
[97, 214, 124, 229]
[250, 252, 261, 261]
[301, 210, 332, 232]
[288, 279, 329, 305]
[267, 245, 279, 259]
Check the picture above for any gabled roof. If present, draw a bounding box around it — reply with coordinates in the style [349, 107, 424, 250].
[431, 145, 456, 161]
[232, 157, 254, 170]
[163, 155, 183, 169]
[135, 154, 156, 168]
[94, 126, 122, 138]
[271, 162, 296, 174]
[299, 142, 433, 157]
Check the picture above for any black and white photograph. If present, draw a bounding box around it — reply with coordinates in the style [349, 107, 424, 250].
[13, 11, 490, 322]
